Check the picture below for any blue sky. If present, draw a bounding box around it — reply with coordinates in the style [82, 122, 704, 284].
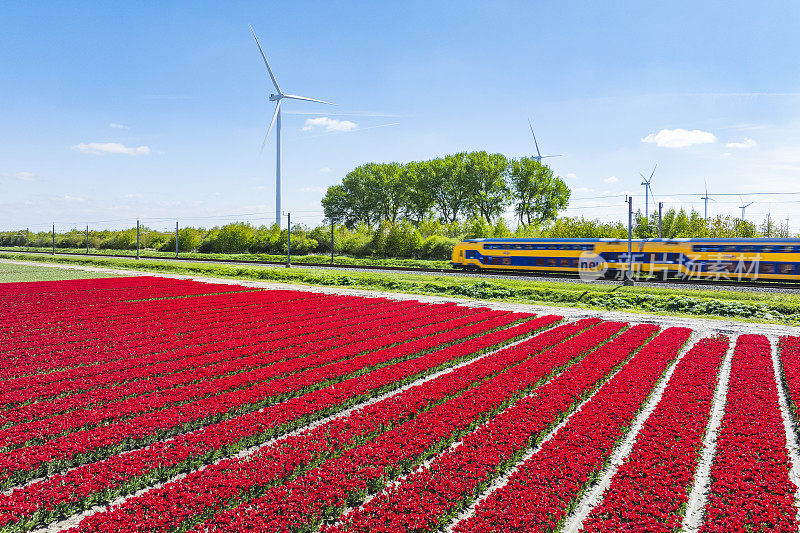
[2, 1, 800, 233]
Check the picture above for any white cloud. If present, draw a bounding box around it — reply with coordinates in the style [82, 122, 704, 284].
[566, 172, 577, 179]
[109, 123, 129, 129]
[319, 167, 331, 173]
[72, 142, 151, 155]
[4, 171, 38, 181]
[604, 176, 619, 183]
[252, 185, 266, 191]
[302, 117, 357, 132]
[574, 187, 594, 193]
[641, 128, 717, 148]
[122, 193, 143, 199]
[61, 195, 86, 202]
[725, 138, 757, 149]
[298, 186, 326, 193]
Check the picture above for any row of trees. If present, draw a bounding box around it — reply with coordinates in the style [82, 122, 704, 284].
[0, 210, 793, 260]
[321, 152, 571, 227]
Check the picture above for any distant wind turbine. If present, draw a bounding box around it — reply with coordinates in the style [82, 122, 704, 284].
[739, 197, 754, 221]
[527, 119, 561, 163]
[639, 165, 656, 220]
[700, 180, 715, 221]
[250, 25, 335, 227]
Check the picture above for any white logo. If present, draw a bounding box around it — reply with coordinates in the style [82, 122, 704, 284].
[578, 252, 608, 282]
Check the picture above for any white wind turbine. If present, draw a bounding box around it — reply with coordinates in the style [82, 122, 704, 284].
[639, 165, 656, 220]
[250, 25, 335, 227]
[527, 119, 561, 163]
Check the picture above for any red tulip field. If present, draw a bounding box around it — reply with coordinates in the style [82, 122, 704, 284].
[2, 276, 800, 533]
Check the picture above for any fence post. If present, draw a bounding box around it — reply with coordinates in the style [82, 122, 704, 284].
[624, 196, 634, 286]
[136, 219, 140, 260]
[658, 202, 663, 239]
[175, 220, 179, 258]
[86, 225, 89, 254]
[330, 218, 334, 265]
[286, 213, 291, 268]
[52, 224, 55, 255]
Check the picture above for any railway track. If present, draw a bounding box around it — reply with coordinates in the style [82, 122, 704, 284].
[3, 248, 799, 291]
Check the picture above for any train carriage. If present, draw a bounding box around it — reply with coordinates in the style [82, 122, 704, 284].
[451, 238, 800, 282]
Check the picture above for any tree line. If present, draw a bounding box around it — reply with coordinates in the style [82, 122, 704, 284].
[321, 151, 571, 227]
[0, 209, 792, 262]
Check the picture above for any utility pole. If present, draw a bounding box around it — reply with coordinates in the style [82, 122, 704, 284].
[624, 196, 634, 286]
[330, 218, 335, 265]
[766, 212, 772, 237]
[285, 213, 291, 268]
[136, 219, 140, 259]
[175, 220, 179, 258]
[658, 202, 663, 238]
[86, 225, 89, 254]
[52, 224, 55, 255]
[26, 228, 29, 249]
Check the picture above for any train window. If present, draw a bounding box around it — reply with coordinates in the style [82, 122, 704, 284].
[536, 257, 546, 266]
[723, 245, 737, 252]
[560, 258, 571, 267]
[780, 246, 794, 253]
[761, 246, 775, 253]
[759, 262, 775, 274]
[502, 257, 511, 265]
[740, 245, 756, 253]
[547, 258, 558, 266]
[513, 244, 524, 250]
[547, 245, 558, 250]
[779, 263, 795, 274]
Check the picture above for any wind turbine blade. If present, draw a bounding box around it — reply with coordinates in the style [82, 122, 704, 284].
[528, 118, 542, 159]
[283, 94, 336, 105]
[249, 25, 281, 94]
[260, 100, 282, 154]
[649, 164, 657, 181]
[540, 155, 562, 158]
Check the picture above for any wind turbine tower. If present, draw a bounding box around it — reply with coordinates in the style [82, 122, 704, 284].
[640, 165, 656, 220]
[250, 25, 335, 227]
[527, 119, 561, 163]
[739, 198, 754, 221]
[700, 181, 712, 221]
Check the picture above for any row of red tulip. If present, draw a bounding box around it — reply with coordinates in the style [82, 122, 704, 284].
[1, 291, 390, 396]
[0, 309, 542, 531]
[0, 296, 422, 418]
[186, 320, 627, 533]
[328, 323, 665, 533]
[0, 293, 405, 425]
[450, 326, 690, 533]
[1, 287, 290, 384]
[1, 277, 255, 357]
[699, 335, 798, 532]
[0, 309, 515, 489]
[65, 315, 571, 532]
[580, 335, 729, 532]
[779, 335, 800, 430]
[0, 302, 479, 449]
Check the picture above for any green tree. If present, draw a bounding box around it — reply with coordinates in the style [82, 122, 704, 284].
[428, 153, 472, 223]
[463, 151, 510, 221]
[509, 157, 570, 225]
[403, 161, 436, 223]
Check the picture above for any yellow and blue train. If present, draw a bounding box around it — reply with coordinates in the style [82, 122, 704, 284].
[451, 238, 800, 282]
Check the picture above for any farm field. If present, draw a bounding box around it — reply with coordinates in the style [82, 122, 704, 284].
[0, 261, 118, 283]
[2, 276, 800, 532]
